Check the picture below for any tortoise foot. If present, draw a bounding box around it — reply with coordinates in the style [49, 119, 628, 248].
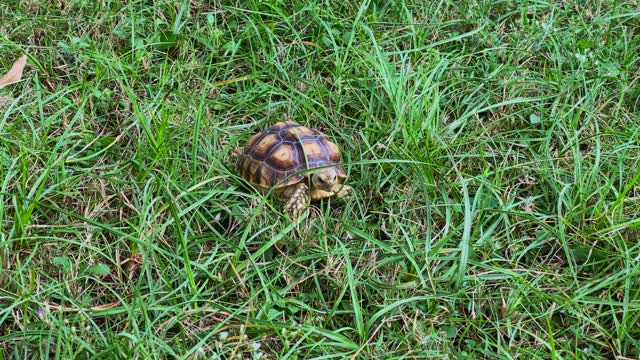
[333, 184, 353, 199]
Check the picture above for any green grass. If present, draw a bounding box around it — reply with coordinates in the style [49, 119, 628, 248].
[1, 0, 639, 358]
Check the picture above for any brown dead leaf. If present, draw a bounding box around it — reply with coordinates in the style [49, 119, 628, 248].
[0, 55, 28, 90]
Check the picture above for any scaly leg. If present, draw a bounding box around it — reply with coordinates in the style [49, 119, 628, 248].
[284, 182, 310, 219]
[310, 188, 333, 201]
[310, 184, 353, 201]
[331, 184, 353, 199]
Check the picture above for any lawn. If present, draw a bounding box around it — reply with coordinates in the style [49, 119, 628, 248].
[1, 0, 639, 358]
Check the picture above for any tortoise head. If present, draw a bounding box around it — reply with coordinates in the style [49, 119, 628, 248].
[311, 167, 341, 191]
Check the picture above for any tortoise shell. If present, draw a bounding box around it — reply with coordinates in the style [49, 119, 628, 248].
[236, 121, 346, 189]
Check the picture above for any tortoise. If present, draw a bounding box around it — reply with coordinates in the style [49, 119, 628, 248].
[235, 120, 353, 219]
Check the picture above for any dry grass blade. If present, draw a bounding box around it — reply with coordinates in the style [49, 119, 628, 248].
[0, 55, 28, 90]
[46, 300, 122, 312]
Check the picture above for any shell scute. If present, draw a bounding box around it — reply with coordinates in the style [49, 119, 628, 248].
[266, 142, 299, 171]
[250, 133, 278, 159]
[244, 132, 263, 150]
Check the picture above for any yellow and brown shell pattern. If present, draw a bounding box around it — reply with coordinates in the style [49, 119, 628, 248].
[236, 121, 346, 189]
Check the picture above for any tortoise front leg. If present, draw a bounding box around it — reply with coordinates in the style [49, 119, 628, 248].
[310, 184, 353, 201]
[283, 182, 310, 219]
[310, 188, 333, 201]
[331, 183, 353, 199]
